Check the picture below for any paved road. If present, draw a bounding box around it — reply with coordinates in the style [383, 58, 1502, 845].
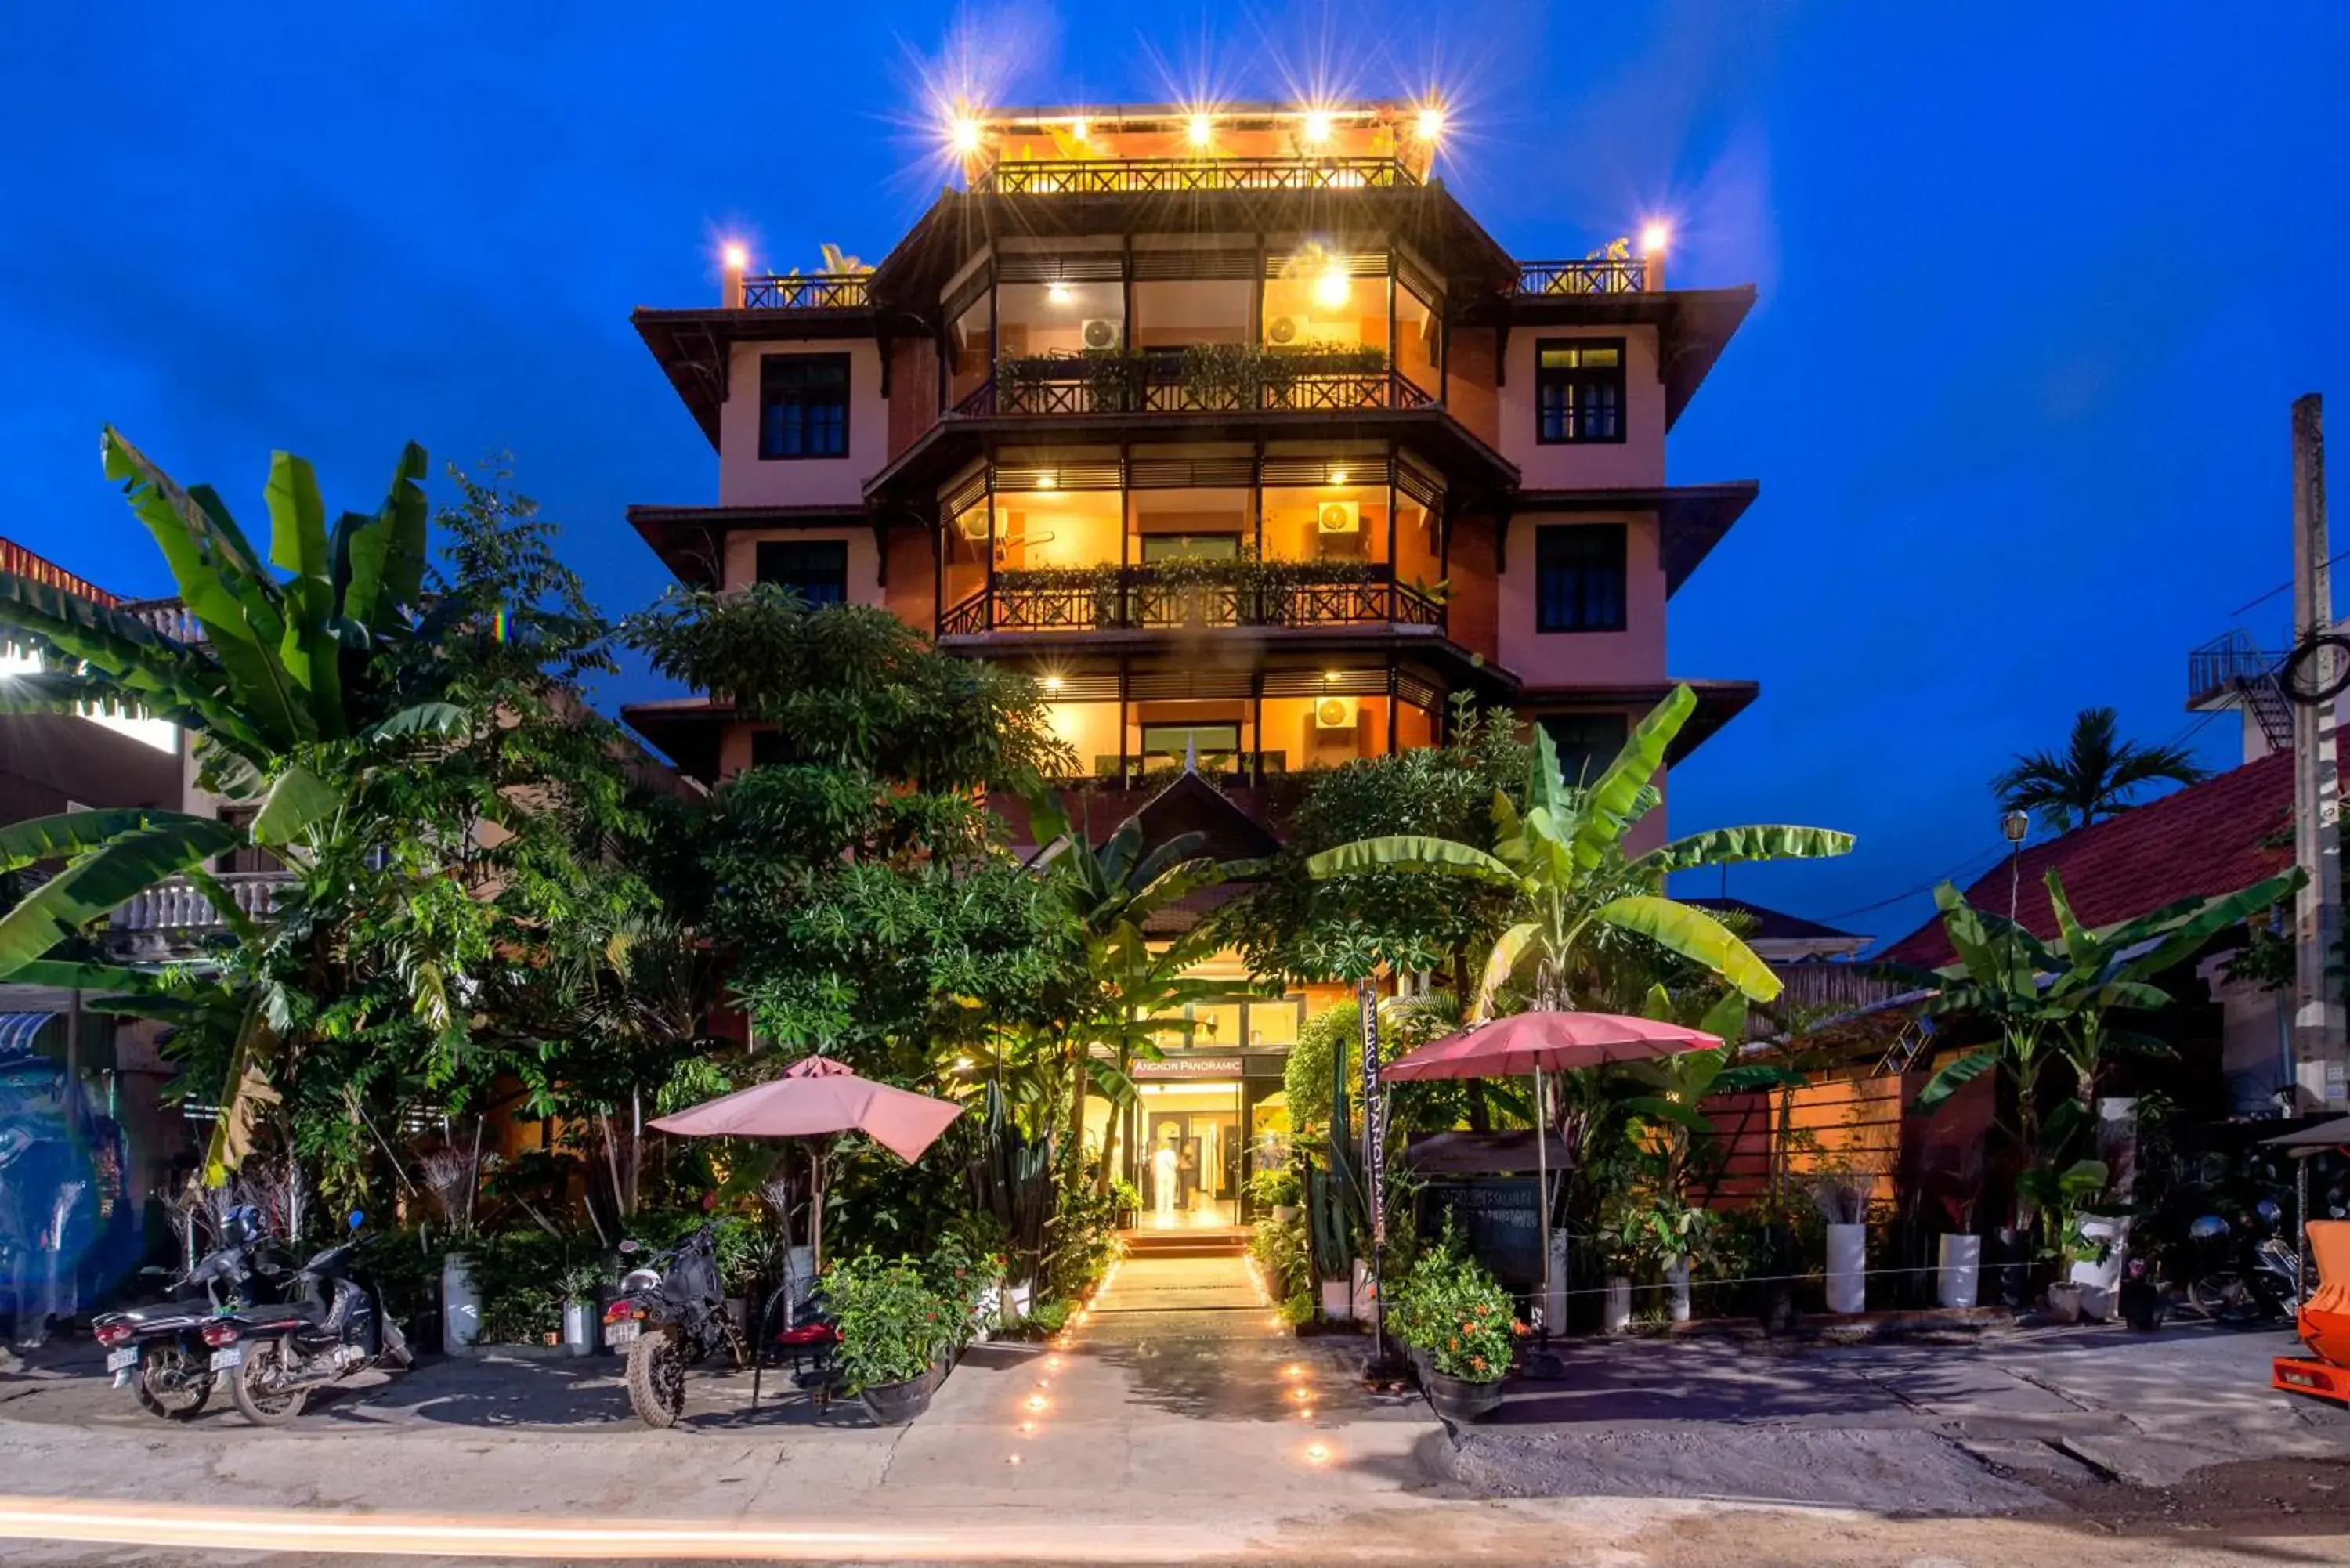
[2, 1261, 2348, 1563]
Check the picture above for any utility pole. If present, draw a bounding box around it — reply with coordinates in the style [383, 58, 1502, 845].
[2290, 393, 2348, 1110]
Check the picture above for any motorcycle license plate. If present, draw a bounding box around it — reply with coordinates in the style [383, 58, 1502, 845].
[106, 1349, 136, 1373]
[210, 1346, 244, 1371]
[606, 1321, 640, 1347]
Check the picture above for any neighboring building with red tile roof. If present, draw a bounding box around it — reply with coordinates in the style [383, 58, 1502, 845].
[1879, 750, 2301, 970]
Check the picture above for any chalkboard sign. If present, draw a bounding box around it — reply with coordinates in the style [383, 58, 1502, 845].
[1421, 1178, 1542, 1289]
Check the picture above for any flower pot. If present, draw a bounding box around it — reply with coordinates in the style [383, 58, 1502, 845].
[1007, 1283, 1034, 1325]
[1271, 1205, 1299, 1224]
[2046, 1282, 2084, 1324]
[1937, 1234, 1983, 1310]
[1423, 1370, 1506, 1424]
[1320, 1278, 1354, 1324]
[2070, 1219, 2124, 1322]
[1663, 1256, 1692, 1324]
[562, 1299, 595, 1357]
[857, 1372, 935, 1426]
[1603, 1276, 1633, 1335]
[1826, 1223, 1868, 1316]
[440, 1254, 480, 1357]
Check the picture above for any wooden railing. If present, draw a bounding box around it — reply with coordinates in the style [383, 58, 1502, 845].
[958, 366, 1435, 419]
[740, 273, 871, 310]
[110, 872, 291, 934]
[0, 540, 116, 604]
[974, 156, 1417, 196]
[1514, 258, 1650, 297]
[938, 565, 1443, 638]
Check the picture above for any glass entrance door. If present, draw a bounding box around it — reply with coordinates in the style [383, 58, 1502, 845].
[1137, 1085, 1242, 1228]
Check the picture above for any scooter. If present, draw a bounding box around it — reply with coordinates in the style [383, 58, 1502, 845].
[89, 1205, 281, 1421]
[602, 1223, 743, 1429]
[2178, 1206, 2295, 1324]
[203, 1211, 411, 1425]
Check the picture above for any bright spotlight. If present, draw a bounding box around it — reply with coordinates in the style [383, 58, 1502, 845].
[1303, 110, 1332, 145]
[1416, 106, 1445, 141]
[721, 243, 748, 272]
[1188, 114, 1213, 148]
[1313, 263, 1350, 311]
[951, 117, 983, 156]
[1640, 222, 1670, 257]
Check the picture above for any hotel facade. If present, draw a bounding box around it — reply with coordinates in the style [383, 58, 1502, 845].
[624, 103, 1761, 1224]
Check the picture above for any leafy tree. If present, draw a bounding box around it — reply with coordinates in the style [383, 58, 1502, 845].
[1914, 866, 2301, 1171]
[1307, 685, 1853, 1016]
[1993, 706, 2211, 833]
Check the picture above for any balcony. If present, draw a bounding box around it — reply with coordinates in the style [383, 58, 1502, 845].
[1514, 258, 1654, 297]
[939, 562, 1442, 638]
[972, 155, 1419, 197]
[957, 349, 1434, 420]
[739, 272, 870, 310]
[107, 871, 291, 956]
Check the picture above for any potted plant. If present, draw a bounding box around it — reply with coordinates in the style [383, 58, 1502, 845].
[1247, 1168, 1302, 1225]
[1814, 1173, 1871, 1316]
[557, 1260, 606, 1357]
[2018, 1158, 2111, 1324]
[1401, 1250, 1521, 1424]
[828, 1255, 953, 1425]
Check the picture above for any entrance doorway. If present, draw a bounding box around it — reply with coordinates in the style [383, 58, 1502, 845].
[1137, 1086, 1242, 1229]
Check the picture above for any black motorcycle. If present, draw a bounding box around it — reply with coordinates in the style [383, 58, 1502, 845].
[90, 1205, 280, 1421]
[204, 1211, 412, 1425]
[603, 1223, 743, 1429]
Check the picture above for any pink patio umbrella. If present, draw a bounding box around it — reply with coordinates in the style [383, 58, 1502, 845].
[649, 1056, 963, 1271]
[1383, 1011, 1723, 1331]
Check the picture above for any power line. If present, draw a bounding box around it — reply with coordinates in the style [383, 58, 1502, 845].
[2229, 549, 2350, 620]
[1816, 840, 2008, 923]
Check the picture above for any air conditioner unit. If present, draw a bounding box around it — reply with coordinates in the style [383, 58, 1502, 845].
[1317, 500, 1361, 534]
[1267, 315, 1303, 345]
[1314, 697, 1355, 731]
[1081, 317, 1123, 350]
[957, 508, 992, 541]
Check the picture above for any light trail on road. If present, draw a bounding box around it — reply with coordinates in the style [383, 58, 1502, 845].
[0, 1495, 1232, 1563]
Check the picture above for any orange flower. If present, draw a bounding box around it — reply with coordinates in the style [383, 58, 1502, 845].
[1470, 1355, 1488, 1373]
[1448, 1336, 1460, 1352]
[1473, 1303, 1492, 1317]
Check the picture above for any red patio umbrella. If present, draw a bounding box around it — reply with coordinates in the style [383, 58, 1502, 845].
[649, 1056, 963, 1270]
[1383, 1011, 1723, 1331]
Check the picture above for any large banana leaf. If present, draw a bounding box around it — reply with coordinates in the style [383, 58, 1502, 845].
[266, 450, 345, 739]
[349, 441, 430, 624]
[1913, 1046, 2000, 1112]
[1472, 919, 1542, 1019]
[1307, 835, 1520, 887]
[0, 816, 246, 975]
[0, 572, 251, 743]
[0, 809, 208, 872]
[251, 764, 344, 847]
[1932, 881, 2053, 994]
[1569, 685, 1694, 873]
[1630, 823, 1856, 879]
[103, 428, 311, 750]
[1593, 893, 1782, 1001]
[2116, 871, 2304, 981]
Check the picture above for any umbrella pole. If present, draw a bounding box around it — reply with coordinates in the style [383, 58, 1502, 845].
[1535, 1064, 1551, 1342]
[810, 1145, 825, 1276]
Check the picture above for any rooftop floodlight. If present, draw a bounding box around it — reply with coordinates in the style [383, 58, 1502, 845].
[721, 242, 748, 271]
[1188, 113, 1213, 148]
[951, 115, 983, 155]
[1640, 222, 1670, 256]
[1415, 104, 1445, 141]
[1303, 109, 1332, 144]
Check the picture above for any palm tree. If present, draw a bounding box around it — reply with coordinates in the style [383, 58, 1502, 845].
[1307, 685, 1853, 1017]
[1993, 706, 2210, 833]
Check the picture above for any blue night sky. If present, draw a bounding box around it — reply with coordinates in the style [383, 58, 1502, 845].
[3, 4, 2346, 948]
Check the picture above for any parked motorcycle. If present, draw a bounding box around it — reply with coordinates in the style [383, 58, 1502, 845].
[2178, 1209, 2292, 1324]
[603, 1223, 742, 1429]
[89, 1205, 281, 1421]
[204, 1211, 412, 1425]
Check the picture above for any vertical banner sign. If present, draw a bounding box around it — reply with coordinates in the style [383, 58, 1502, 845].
[1358, 977, 1385, 1246]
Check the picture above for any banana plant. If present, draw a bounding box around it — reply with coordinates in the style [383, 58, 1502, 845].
[1305, 685, 1852, 1017]
[1914, 865, 2302, 1163]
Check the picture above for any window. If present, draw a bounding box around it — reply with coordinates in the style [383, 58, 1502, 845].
[758, 354, 849, 459]
[1140, 722, 1241, 762]
[1535, 339, 1625, 443]
[1535, 523, 1628, 633]
[754, 539, 849, 605]
[1139, 533, 1242, 563]
[1536, 713, 1629, 788]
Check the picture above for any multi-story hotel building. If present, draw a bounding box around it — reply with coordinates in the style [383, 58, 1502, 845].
[624, 102, 1761, 1224]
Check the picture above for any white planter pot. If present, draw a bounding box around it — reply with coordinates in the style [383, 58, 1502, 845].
[2045, 1282, 2084, 1324]
[2069, 1219, 2124, 1322]
[562, 1299, 595, 1357]
[1603, 1276, 1633, 1335]
[1321, 1279, 1354, 1324]
[1008, 1283, 1034, 1324]
[1271, 1205, 1300, 1224]
[1353, 1259, 1376, 1307]
[1543, 1231, 1571, 1338]
[1826, 1223, 1868, 1315]
[1663, 1256, 1692, 1323]
[1937, 1234, 1983, 1310]
[441, 1253, 480, 1356]
[784, 1245, 817, 1299]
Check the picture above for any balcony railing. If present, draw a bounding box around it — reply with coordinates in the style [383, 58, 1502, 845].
[118, 598, 208, 645]
[1514, 258, 1650, 297]
[959, 360, 1435, 420]
[2188, 629, 2287, 706]
[939, 563, 1443, 638]
[110, 871, 291, 934]
[974, 156, 1418, 197]
[0, 540, 116, 605]
[740, 273, 871, 310]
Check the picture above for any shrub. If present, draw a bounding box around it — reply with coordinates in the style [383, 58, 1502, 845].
[826, 1254, 953, 1393]
[1246, 1167, 1302, 1210]
[1388, 1231, 1520, 1384]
